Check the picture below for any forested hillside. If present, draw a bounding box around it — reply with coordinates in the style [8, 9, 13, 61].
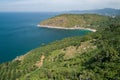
[0, 15, 120, 80]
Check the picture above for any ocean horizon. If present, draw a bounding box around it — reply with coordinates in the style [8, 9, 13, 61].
[0, 12, 90, 63]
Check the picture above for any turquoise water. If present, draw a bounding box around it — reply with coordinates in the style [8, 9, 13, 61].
[0, 12, 90, 63]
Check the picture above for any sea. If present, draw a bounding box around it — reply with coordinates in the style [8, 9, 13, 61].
[0, 12, 90, 63]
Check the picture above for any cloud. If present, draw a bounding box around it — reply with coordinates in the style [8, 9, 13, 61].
[0, 0, 120, 12]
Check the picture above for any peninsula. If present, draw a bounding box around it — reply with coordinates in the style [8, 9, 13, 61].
[39, 14, 109, 32]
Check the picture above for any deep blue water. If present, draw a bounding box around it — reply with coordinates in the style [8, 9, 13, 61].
[0, 12, 90, 63]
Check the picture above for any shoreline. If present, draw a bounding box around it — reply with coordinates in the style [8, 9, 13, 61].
[37, 25, 96, 32]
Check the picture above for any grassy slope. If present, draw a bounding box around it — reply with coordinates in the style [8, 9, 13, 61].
[40, 14, 109, 29]
[0, 15, 120, 80]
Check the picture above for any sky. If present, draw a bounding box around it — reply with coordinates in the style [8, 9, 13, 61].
[0, 0, 120, 12]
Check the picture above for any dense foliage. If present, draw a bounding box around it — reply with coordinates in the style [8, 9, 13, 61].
[0, 15, 120, 80]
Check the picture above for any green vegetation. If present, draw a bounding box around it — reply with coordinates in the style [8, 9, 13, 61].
[0, 15, 120, 80]
[40, 14, 109, 30]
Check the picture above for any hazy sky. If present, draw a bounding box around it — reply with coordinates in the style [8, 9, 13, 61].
[0, 0, 120, 12]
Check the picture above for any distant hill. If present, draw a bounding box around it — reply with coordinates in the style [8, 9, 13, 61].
[66, 8, 120, 16]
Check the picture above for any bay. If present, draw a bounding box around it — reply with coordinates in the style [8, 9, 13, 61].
[0, 12, 90, 63]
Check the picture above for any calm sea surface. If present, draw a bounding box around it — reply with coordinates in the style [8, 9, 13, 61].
[0, 12, 90, 63]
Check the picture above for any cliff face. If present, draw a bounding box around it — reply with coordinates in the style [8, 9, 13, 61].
[40, 14, 109, 29]
[0, 15, 120, 80]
